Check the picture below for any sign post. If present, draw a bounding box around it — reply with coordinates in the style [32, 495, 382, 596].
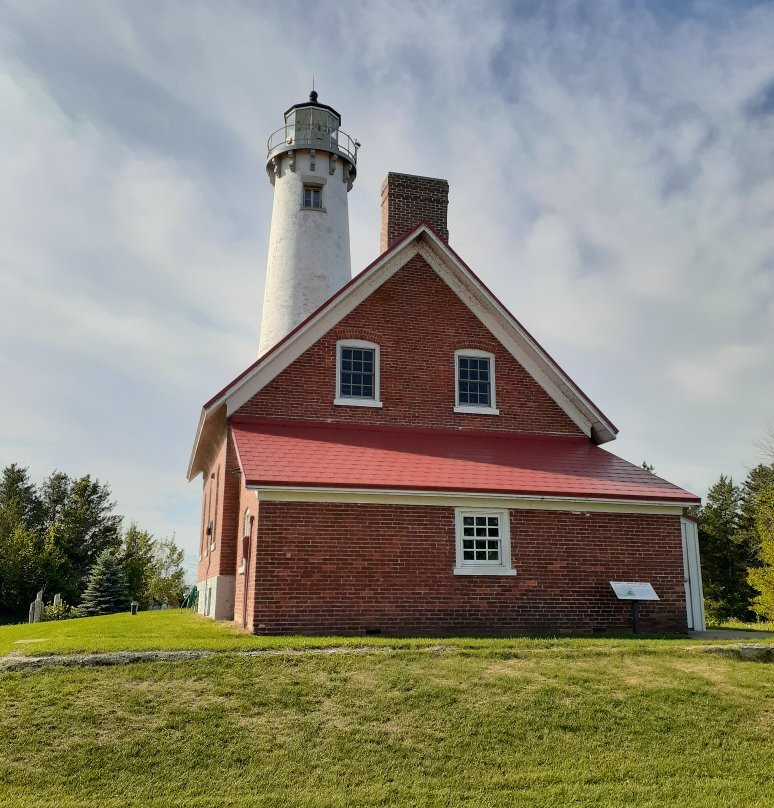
[609, 582, 659, 633]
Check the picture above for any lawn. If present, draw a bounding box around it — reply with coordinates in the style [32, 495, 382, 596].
[1, 613, 773, 807]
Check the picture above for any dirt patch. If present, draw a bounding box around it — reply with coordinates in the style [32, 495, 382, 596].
[0, 645, 453, 673]
[0, 649, 212, 672]
[704, 644, 774, 662]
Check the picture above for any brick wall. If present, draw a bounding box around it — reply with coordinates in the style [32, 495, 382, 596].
[196, 431, 241, 586]
[380, 173, 449, 252]
[250, 502, 686, 635]
[196, 436, 225, 587]
[236, 255, 583, 436]
[233, 484, 259, 628]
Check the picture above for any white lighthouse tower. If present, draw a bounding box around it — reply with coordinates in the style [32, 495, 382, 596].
[259, 90, 359, 354]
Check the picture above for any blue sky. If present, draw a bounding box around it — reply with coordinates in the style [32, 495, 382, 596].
[1, 0, 772, 579]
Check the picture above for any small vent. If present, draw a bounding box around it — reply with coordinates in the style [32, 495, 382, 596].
[364, 627, 382, 636]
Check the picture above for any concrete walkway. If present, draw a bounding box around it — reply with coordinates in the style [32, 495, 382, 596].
[689, 629, 774, 640]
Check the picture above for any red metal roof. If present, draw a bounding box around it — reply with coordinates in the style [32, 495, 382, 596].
[231, 419, 699, 503]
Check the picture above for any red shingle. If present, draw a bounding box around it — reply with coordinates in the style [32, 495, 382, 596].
[231, 419, 699, 503]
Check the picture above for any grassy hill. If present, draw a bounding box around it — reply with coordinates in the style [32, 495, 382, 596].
[1, 612, 773, 807]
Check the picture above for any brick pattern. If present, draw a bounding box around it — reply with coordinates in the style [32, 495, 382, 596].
[236, 255, 583, 436]
[250, 502, 687, 635]
[196, 432, 241, 585]
[196, 437, 224, 587]
[233, 487, 259, 629]
[380, 173, 449, 252]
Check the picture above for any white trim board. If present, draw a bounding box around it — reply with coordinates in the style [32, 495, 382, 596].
[250, 486, 688, 514]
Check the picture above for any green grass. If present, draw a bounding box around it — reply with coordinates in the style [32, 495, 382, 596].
[1, 614, 774, 807]
[0, 610, 711, 656]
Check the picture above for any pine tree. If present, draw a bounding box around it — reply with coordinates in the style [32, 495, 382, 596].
[0, 465, 45, 619]
[39, 472, 122, 604]
[698, 475, 756, 621]
[738, 464, 774, 562]
[78, 549, 129, 616]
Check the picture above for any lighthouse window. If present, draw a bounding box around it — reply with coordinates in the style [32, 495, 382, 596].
[303, 185, 322, 209]
[334, 340, 383, 408]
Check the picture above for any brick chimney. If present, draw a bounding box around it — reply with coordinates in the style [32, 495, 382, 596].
[380, 172, 449, 253]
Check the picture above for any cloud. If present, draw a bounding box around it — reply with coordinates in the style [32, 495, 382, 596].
[1, 0, 773, 578]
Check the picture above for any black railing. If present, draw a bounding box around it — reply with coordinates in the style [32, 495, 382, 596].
[267, 124, 359, 163]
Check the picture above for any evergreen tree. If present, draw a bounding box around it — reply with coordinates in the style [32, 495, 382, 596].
[0, 464, 42, 530]
[698, 475, 756, 621]
[748, 486, 774, 620]
[737, 464, 774, 562]
[78, 549, 129, 616]
[39, 472, 122, 604]
[0, 466, 45, 619]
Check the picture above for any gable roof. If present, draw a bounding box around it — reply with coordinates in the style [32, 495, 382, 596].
[188, 223, 618, 480]
[231, 419, 698, 504]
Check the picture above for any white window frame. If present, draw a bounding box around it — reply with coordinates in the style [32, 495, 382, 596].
[453, 508, 516, 576]
[301, 182, 325, 211]
[334, 339, 383, 408]
[454, 349, 499, 415]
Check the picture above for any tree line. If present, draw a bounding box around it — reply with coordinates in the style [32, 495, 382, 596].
[0, 464, 187, 622]
[698, 450, 774, 623]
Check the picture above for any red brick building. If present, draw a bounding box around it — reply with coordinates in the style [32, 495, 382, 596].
[188, 93, 704, 635]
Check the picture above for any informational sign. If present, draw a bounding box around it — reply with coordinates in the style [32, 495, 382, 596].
[609, 581, 659, 601]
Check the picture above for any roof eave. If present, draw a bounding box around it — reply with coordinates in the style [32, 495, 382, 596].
[245, 482, 699, 506]
[187, 403, 227, 481]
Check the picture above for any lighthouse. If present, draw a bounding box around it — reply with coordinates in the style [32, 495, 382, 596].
[258, 90, 359, 354]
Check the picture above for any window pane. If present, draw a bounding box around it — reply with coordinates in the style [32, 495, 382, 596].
[339, 346, 376, 399]
[459, 513, 505, 566]
[457, 355, 491, 407]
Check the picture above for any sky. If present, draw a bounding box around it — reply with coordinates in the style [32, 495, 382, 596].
[1, 0, 773, 580]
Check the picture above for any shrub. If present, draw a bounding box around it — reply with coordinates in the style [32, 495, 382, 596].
[42, 601, 79, 621]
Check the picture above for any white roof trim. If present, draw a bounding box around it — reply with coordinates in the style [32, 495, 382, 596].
[188, 226, 617, 478]
[251, 486, 688, 514]
[225, 241, 417, 416]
